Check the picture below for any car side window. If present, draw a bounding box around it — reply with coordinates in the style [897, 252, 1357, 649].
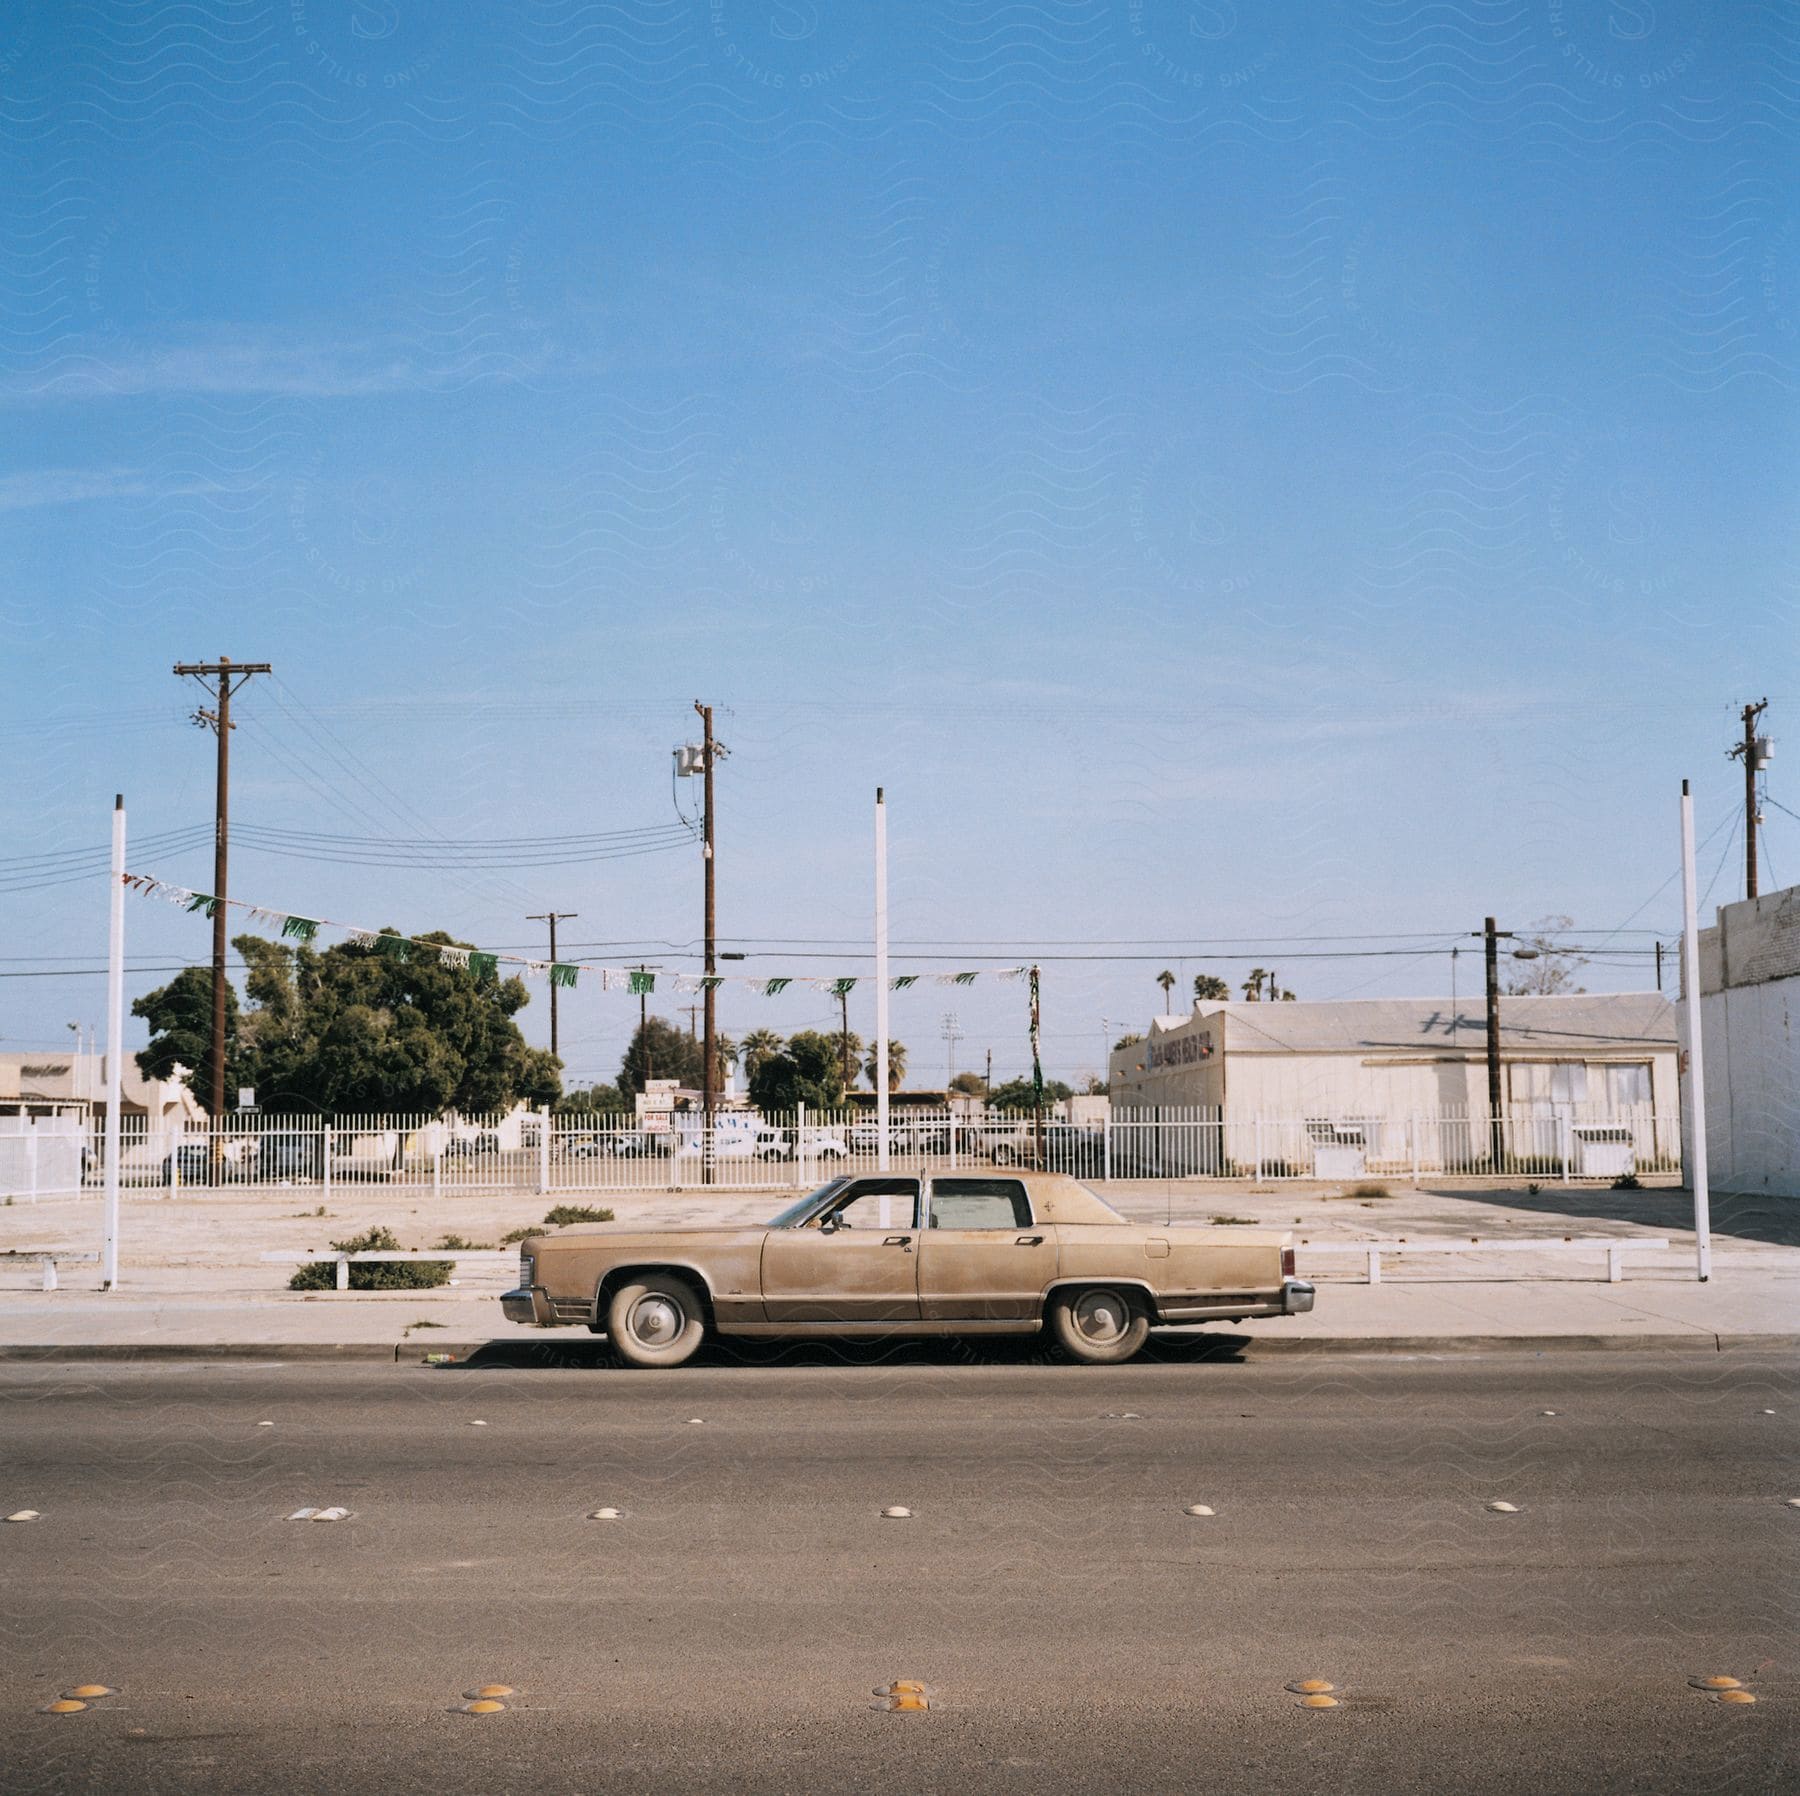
[823, 1178, 920, 1231]
[928, 1178, 1032, 1230]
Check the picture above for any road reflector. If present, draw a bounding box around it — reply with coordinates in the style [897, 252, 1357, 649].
[468, 1420, 488, 1427]
[286, 1508, 317, 1521]
[1691, 1676, 1742, 1690]
[1287, 1680, 1334, 1694]
[5, 1510, 40, 1523]
[1184, 1504, 1215, 1517]
[460, 1699, 506, 1715]
[1786, 1498, 1800, 1509]
[1541, 1410, 1558, 1417]
[881, 1506, 912, 1519]
[588, 1507, 625, 1520]
[1487, 1501, 1519, 1513]
[686, 1418, 704, 1425]
[1717, 1690, 1757, 1705]
[257, 1421, 274, 1428]
[466, 1685, 514, 1699]
[1299, 1694, 1341, 1709]
[42, 1699, 87, 1714]
[875, 1680, 930, 1712]
[64, 1686, 113, 1700]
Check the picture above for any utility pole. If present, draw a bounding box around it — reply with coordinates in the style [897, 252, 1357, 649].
[985, 1047, 992, 1093]
[684, 1003, 701, 1040]
[941, 1011, 962, 1088]
[526, 911, 578, 1061]
[1728, 699, 1770, 899]
[173, 657, 270, 1127]
[695, 702, 718, 1125]
[839, 987, 853, 1090]
[638, 966, 652, 1084]
[1655, 939, 1664, 991]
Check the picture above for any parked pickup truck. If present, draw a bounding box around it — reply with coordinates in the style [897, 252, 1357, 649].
[503, 1171, 1313, 1367]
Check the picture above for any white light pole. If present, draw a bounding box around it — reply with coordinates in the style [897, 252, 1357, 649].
[1679, 779, 1711, 1282]
[874, 788, 890, 1172]
[103, 794, 126, 1290]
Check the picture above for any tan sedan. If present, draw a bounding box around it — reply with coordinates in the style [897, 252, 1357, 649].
[503, 1172, 1314, 1367]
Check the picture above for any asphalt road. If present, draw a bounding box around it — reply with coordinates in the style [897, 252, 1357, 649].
[1, 1344, 1794, 1794]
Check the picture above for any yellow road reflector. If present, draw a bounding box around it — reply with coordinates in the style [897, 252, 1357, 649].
[43, 1699, 87, 1714]
[466, 1685, 514, 1699]
[1717, 1690, 1757, 1706]
[64, 1686, 113, 1700]
[874, 1679, 931, 1711]
[888, 1692, 929, 1712]
[1287, 1679, 1335, 1694]
[5, 1510, 40, 1523]
[1184, 1504, 1215, 1517]
[1691, 1676, 1743, 1690]
[460, 1699, 506, 1715]
[881, 1506, 912, 1519]
[588, 1507, 625, 1520]
[1299, 1694, 1341, 1709]
[1487, 1501, 1520, 1513]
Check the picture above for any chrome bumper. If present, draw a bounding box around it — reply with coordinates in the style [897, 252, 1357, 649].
[501, 1285, 547, 1325]
[1281, 1277, 1316, 1315]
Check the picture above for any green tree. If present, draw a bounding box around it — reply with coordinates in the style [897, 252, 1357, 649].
[738, 1028, 783, 1079]
[1242, 968, 1267, 1001]
[1502, 915, 1589, 995]
[1192, 972, 1230, 1002]
[229, 929, 559, 1115]
[748, 1029, 845, 1112]
[987, 1076, 1073, 1112]
[947, 1070, 988, 1097]
[618, 1017, 703, 1099]
[132, 965, 246, 1113]
[1112, 1032, 1142, 1052]
[1156, 969, 1176, 1012]
[862, 1039, 908, 1091]
[556, 1083, 628, 1116]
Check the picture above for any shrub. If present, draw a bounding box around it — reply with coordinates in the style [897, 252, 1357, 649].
[542, 1204, 615, 1227]
[1611, 1173, 1643, 1191]
[500, 1226, 539, 1245]
[1210, 1215, 1256, 1226]
[287, 1225, 452, 1292]
[434, 1233, 493, 1251]
[1345, 1182, 1392, 1200]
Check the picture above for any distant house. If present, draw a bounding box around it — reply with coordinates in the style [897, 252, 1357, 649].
[0, 1052, 201, 1127]
[1685, 883, 1799, 1197]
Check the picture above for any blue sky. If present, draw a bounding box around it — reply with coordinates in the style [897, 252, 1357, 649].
[1, 2, 1794, 1090]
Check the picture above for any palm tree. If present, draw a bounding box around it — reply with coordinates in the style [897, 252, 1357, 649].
[862, 1039, 908, 1092]
[712, 1033, 738, 1085]
[738, 1028, 782, 1079]
[1193, 972, 1230, 1002]
[1242, 968, 1267, 1001]
[1156, 969, 1176, 1013]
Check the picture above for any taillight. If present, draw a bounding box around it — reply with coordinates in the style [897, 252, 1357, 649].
[1281, 1247, 1296, 1278]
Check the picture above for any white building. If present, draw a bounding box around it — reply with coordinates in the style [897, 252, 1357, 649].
[1685, 883, 1799, 1197]
[1107, 993, 1678, 1176]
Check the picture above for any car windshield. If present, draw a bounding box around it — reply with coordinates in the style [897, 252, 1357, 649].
[764, 1179, 849, 1228]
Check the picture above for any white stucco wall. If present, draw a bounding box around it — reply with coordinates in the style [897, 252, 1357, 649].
[1691, 974, 1799, 1197]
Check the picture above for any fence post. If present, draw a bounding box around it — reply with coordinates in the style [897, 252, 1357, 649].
[949, 1114, 960, 1171]
[1102, 1114, 1112, 1183]
[432, 1134, 442, 1199]
[335, 1254, 349, 1292]
[323, 1126, 333, 1203]
[1367, 1248, 1381, 1286]
[1254, 1115, 1264, 1183]
[1409, 1113, 1419, 1184]
[796, 1102, 807, 1188]
[1561, 1111, 1573, 1184]
[538, 1115, 550, 1196]
[26, 1130, 37, 1204]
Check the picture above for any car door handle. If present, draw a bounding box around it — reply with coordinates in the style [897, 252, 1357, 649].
[1015, 1234, 1044, 1246]
[883, 1235, 914, 1251]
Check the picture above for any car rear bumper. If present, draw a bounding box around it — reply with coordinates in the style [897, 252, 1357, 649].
[1155, 1277, 1317, 1324]
[1282, 1277, 1315, 1314]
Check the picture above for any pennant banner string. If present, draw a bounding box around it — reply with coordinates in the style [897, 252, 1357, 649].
[117, 873, 1026, 995]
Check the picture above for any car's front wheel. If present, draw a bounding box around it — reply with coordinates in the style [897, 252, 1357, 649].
[1047, 1286, 1150, 1365]
[606, 1273, 707, 1369]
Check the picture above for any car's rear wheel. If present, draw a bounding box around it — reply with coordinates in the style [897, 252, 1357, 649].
[1048, 1286, 1150, 1365]
[606, 1273, 706, 1369]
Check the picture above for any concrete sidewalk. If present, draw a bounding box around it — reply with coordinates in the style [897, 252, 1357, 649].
[1, 1176, 1792, 1359]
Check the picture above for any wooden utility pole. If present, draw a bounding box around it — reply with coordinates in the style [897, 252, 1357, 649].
[839, 987, 852, 1089]
[639, 967, 652, 1083]
[173, 657, 270, 1124]
[1729, 699, 1769, 900]
[527, 911, 578, 1060]
[695, 701, 718, 1184]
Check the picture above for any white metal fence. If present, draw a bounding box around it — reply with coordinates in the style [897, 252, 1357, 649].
[0, 1103, 1680, 1201]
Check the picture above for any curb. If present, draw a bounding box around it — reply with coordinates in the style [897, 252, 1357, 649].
[0, 1332, 1794, 1364]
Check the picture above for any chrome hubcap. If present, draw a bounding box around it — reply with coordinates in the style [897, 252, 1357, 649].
[629, 1294, 683, 1346]
[1073, 1291, 1126, 1343]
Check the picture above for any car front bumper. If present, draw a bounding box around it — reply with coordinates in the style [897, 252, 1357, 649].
[501, 1285, 550, 1325]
